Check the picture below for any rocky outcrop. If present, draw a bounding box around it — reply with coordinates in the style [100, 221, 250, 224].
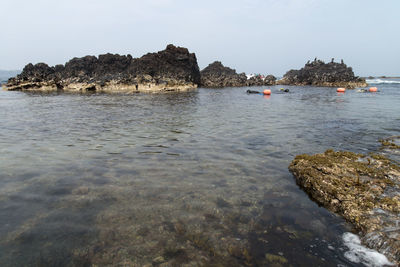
[289, 149, 400, 263]
[278, 59, 367, 88]
[4, 44, 200, 92]
[246, 75, 276, 86]
[200, 61, 247, 88]
[200, 61, 276, 88]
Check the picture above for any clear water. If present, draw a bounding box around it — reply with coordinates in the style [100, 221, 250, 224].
[0, 82, 399, 266]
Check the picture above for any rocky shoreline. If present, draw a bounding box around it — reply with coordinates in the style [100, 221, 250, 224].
[4, 45, 201, 93]
[289, 147, 400, 263]
[3, 45, 370, 92]
[278, 59, 367, 88]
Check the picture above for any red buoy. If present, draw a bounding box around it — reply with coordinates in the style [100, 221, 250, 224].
[337, 88, 346, 93]
[263, 89, 271, 95]
[369, 87, 378, 92]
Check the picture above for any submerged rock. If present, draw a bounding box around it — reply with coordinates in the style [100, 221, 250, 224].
[278, 59, 367, 88]
[380, 136, 400, 149]
[4, 44, 200, 93]
[265, 253, 288, 264]
[289, 149, 400, 263]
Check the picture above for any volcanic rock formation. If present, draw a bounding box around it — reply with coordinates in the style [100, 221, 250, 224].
[200, 61, 247, 88]
[200, 61, 276, 88]
[246, 75, 276, 86]
[4, 44, 201, 92]
[278, 59, 367, 88]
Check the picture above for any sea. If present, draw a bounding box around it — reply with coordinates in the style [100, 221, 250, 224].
[0, 78, 399, 266]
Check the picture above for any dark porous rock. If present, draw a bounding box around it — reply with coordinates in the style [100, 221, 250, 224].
[246, 74, 276, 86]
[18, 63, 55, 81]
[130, 44, 201, 86]
[246, 76, 264, 86]
[264, 75, 277, 85]
[200, 62, 276, 88]
[4, 44, 200, 93]
[278, 59, 367, 88]
[200, 61, 247, 88]
[289, 149, 400, 263]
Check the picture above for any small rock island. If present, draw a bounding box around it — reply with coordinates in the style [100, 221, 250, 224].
[278, 59, 367, 88]
[200, 61, 248, 88]
[4, 44, 201, 92]
[200, 61, 276, 88]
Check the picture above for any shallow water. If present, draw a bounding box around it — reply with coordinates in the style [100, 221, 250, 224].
[0, 82, 399, 266]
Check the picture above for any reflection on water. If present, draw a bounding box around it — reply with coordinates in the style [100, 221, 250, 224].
[0, 85, 399, 266]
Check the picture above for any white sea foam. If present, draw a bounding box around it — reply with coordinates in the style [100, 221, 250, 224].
[366, 79, 400, 84]
[342, 232, 394, 267]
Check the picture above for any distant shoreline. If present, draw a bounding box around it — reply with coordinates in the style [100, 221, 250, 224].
[364, 76, 400, 79]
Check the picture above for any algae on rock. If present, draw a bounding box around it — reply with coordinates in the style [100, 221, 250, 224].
[289, 149, 400, 263]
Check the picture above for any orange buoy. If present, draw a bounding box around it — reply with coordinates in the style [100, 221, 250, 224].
[337, 88, 346, 93]
[369, 87, 378, 92]
[263, 89, 271, 95]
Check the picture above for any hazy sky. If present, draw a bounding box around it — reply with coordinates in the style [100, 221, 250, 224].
[2, 0, 399, 76]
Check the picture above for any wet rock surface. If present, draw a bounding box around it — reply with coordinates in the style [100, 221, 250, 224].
[289, 148, 400, 263]
[4, 44, 200, 92]
[380, 136, 400, 150]
[278, 59, 367, 88]
[200, 61, 276, 88]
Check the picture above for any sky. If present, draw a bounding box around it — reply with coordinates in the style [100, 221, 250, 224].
[1, 0, 400, 76]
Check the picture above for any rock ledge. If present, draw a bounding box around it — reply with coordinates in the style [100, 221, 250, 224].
[289, 149, 400, 263]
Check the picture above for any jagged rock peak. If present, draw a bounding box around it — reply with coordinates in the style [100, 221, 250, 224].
[200, 61, 247, 88]
[201, 61, 238, 76]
